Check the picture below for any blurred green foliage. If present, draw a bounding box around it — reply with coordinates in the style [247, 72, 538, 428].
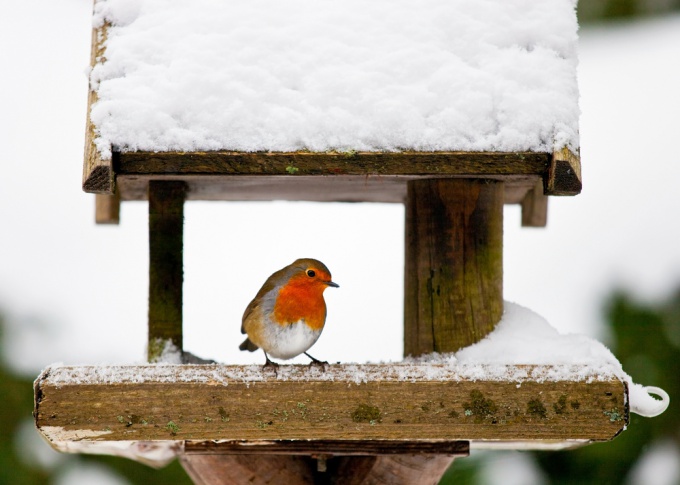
[578, 0, 680, 23]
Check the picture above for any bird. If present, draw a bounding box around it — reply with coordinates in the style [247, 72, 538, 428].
[239, 258, 338, 367]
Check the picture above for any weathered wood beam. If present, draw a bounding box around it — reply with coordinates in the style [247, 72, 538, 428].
[116, 150, 549, 176]
[33, 364, 628, 466]
[404, 179, 504, 356]
[148, 181, 186, 362]
[545, 147, 582, 196]
[83, 24, 114, 194]
[183, 440, 469, 456]
[521, 179, 548, 227]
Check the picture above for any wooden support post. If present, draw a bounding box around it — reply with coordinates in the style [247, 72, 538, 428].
[148, 181, 186, 362]
[95, 192, 121, 224]
[521, 179, 548, 228]
[404, 179, 504, 357]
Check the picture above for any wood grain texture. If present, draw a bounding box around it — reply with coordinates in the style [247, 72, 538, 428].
[545, 147, 582, 195]
[34, 364, 628, 446]
[83, 24, 115, 194]
[148, 181, 186, 361]
[404, 179, 504, 356]
[116, 150, 549, 176]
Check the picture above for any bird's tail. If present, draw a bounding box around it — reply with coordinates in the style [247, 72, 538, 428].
[239, 338, 259, 352]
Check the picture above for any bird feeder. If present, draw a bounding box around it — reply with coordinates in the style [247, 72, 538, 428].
[32, 1, 637, 484]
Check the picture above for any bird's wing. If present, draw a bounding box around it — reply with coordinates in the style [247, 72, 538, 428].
[241, 271, 283, 333]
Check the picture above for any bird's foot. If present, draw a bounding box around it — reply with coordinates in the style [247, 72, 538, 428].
[305, 352, 329, 370]
[263, 353, 280, 375]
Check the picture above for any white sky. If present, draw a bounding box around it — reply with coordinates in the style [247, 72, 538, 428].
[1, 1, 679, 377]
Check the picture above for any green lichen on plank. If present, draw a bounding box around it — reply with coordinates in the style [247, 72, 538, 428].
[464, 390, 498, 423]
[527, 398, 548, 419]
[165, 421, 180, 435]
[351, 404, 381, 424]
[604, 408, 624, 422]
[553, 394, 568, 415]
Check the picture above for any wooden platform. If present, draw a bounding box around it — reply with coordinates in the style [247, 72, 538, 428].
[34, 363, 627, 467]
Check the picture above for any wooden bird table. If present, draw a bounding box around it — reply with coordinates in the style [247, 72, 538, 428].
[33, 2, 610, 484]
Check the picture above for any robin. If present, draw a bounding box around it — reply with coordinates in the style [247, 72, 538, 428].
[239, 258, 339, 366]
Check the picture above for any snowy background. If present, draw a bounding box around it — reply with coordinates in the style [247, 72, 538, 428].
[1, 1, 679, 484]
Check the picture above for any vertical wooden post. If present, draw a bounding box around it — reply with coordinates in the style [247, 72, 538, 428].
[148, 181, 186, 362]
[521, 179, 548, 228]
[95, 192, 121, 224]
[404, 178, 504, 357]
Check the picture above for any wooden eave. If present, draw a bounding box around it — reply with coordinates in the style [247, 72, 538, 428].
[84, 148, 581, 204]
[35, 364, 627, 467]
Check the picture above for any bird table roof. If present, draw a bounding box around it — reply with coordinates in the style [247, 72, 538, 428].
[83, 0, 582, 201]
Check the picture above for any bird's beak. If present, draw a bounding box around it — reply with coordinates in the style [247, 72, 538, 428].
[325, 280, 339, 288]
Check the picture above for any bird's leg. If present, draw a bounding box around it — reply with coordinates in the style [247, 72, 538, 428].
[263, 352, 279, 374]
[305, 352, 329, 367]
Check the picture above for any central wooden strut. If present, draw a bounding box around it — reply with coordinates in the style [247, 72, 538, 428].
[405, 178, 504, 356]
[148, 180, 187, 362]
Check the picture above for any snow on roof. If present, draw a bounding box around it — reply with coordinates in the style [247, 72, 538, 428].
[42, 303, 668, 418]
[89, 0, 580, 159]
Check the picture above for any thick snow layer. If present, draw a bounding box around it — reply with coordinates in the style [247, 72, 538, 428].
[452, 303, 669, 417]
[41, 303, 668, 418]
[89, 0, 580, 158]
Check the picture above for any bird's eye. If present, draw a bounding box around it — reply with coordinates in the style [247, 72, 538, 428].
[306, 269, 316, 278]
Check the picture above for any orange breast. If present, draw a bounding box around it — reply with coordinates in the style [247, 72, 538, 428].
[273, 279, 327, 331]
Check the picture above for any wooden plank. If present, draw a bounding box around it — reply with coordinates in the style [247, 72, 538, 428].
[83, 24, 115, 194]
[404, 179, 504, 356]
[184, 440, 469, 456]
[545, 147, 582, 196]
[521, 180, 548, 227]
[95, 193, 121, 225]
[34, 364, 628, 462]
[148, 181, 186, 362]
[116, 150, 550, 176]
